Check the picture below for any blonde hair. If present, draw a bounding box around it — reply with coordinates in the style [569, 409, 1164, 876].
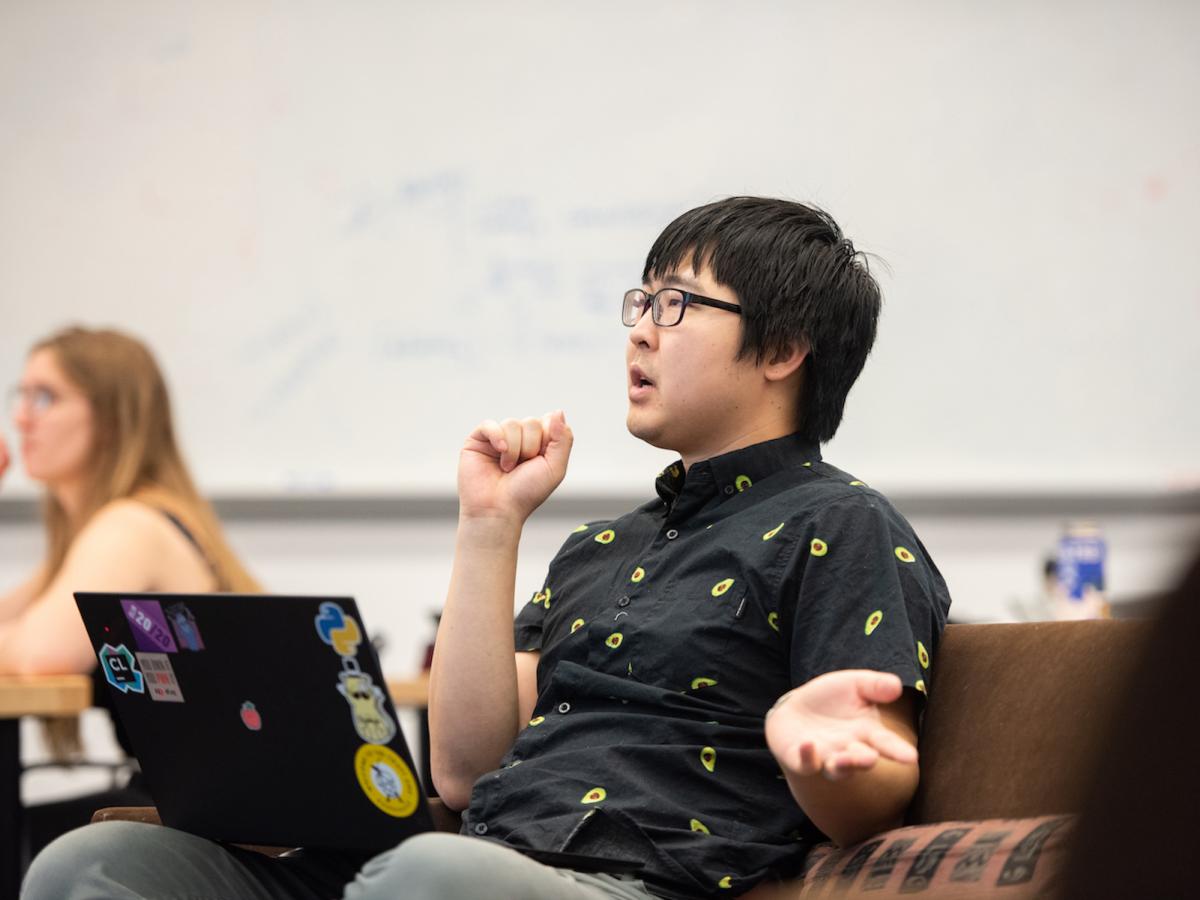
[33, 326, 260, 759]
[33, 326, 259, 593]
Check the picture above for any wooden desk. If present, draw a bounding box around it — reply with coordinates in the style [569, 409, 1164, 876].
[385, 674, 429, 709]
[0, 675, 91, 900]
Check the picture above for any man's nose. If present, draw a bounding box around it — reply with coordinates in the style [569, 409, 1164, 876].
[628, 303, 658, 348]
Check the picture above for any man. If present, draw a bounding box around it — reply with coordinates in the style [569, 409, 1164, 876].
[24, 197, 950, 899]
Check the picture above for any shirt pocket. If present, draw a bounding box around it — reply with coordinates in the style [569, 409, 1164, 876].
[643, 558, 759, 695]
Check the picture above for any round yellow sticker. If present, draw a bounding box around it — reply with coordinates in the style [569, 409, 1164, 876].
[354, 743, 419, 818]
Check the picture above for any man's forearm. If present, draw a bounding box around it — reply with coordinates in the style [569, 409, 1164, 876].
[428, 515, 525, 809]
[783, 757, 919, 847]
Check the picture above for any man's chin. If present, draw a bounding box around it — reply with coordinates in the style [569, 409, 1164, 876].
[626, 415, 672, 452]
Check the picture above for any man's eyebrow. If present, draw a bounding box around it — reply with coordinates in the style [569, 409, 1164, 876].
[657, 274, 705, 293]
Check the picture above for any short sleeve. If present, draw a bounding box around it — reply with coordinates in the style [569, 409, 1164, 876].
[511, 521, 604, 653]
[514, 578, 550, 653]
[786, 496, 949, 699]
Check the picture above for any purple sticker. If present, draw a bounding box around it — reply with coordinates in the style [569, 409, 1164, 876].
[121, 599, 178, 653]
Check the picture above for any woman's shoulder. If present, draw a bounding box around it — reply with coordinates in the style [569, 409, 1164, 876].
[77, 497, 177, 549]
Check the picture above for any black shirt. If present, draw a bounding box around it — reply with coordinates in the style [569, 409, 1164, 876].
[463, 433, 952, 898]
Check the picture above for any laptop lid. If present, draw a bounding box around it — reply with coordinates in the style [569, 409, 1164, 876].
[75, 592, 433, 851]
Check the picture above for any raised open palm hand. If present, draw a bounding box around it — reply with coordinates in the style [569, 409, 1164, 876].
[765, 670, 917, 781]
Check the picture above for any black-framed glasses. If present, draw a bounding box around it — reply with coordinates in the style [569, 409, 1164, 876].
[622, 288, 743, 328]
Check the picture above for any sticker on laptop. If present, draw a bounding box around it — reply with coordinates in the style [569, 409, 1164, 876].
[121, 599, 178, 654]
[315, 601, 362, 658]
[136, 652, 184, 703]
[354, 743, 418, 818]
[338, 670, 396, 744]
[165, 602, 205, 651]
[99, 643, 145, 694]
[240, 701, 263, 731]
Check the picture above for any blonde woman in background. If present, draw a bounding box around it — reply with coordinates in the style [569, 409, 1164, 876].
[0, 325, 259, 860]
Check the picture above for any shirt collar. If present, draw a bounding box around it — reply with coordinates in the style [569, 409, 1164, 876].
[654, 433, 822, 511]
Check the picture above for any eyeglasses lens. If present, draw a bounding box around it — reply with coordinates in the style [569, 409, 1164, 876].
[622, 290, 648, 326]
[654, 290, 685, 326]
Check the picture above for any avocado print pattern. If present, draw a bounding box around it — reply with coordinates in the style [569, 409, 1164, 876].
[762, 522, 784, 541]
[499, 432, 952, 897]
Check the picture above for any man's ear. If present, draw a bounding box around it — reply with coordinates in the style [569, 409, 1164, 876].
[763, 340, 809, 383]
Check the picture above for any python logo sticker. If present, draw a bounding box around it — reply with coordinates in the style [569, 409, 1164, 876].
[314, 602, 362, 658]
[338, 671, 397, 744]
[354, 744, 419, 818]
[99, 643, 144, 694]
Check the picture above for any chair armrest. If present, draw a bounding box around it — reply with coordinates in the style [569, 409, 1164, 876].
[91, 806, 162, 826]
[427, 798, 463, 833]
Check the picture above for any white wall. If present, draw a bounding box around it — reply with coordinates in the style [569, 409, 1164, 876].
[3, 0, 1200, 497]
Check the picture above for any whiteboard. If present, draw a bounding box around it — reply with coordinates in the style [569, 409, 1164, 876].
[2, 0, 1198, 499]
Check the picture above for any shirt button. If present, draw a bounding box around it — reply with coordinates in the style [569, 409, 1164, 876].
[473, 822, 488, 835]
[616, 596, 631, 608]
[723, 485, 735, 495]
[557, 701, 571, 714]
[666, 528, 679, 540]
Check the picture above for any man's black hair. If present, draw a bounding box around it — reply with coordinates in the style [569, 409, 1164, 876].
[642, 196, 881, 444]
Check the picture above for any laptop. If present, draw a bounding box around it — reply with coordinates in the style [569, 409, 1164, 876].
[75, 592, 645, 872]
